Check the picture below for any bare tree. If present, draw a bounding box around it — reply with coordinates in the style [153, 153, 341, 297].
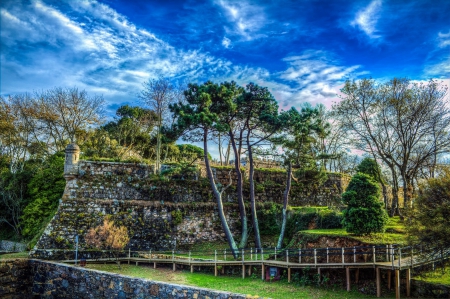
[35, 88, 104, 151]
[140, 77, 176, 173]
[334, 78, 450, 215]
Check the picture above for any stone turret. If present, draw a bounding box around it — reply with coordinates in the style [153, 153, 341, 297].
[64, 143, 80, 181]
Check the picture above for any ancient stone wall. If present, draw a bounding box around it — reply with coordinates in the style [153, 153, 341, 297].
[0, 241, 27, 253]
[0, 259, 33, 299]
[0, 259, 260, 299]
[34, 148, 351, 255]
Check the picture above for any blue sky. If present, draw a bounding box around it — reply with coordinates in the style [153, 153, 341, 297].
[1, 0, 450, 115]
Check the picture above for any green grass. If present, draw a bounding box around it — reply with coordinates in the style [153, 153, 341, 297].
[415, 265, 450, 285]
[290, 206, 330, 213]
[298, 225, 407, 246]
[85, 264, 380, 299]
[0, 252, 29, 259]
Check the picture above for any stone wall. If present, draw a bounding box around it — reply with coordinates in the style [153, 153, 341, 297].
[34, 153, 351, 254]
[0, 241, 27, 253]
[0, 259, 261, 299]
[0, 259, 33, 299]
[32, 199, 240, 253]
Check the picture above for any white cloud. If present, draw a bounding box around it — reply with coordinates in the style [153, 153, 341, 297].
[222, 37, 231, 48]
[424, 30, 450, 78]
[351, 0, 383, 39]
[438, 30, 450, 48]
[216, 0, 268, 41]
[1, 0, 364, 118]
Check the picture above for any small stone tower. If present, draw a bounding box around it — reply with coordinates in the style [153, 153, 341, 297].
[64, 143, 80, 181]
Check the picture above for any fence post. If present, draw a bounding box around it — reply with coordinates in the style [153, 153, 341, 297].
[215, 250, 217, 262]
[399, 248, 402, 269]
[411, 247, 414, 267]
[224, 249, 226, 261]
[261, 248, 264, 261]
[242, 249, 244, 262]
[314, 249, 317, 266]
[391, 246, 394, 270]
[373, 246, 376, 264]
[128, 248, 131, 265]
[386, 245, 389, 262]
[286, 250, 289, 264]
[172, 250, 174, 261]
[327, 247, 329, 263]
[251, 248, 253, 261]
[189, 251, 191, 262]
[353, 246, 356, 263]
[299, 249, 301, 264]
[341, 247, 344, 264]
[275, 247, 277, 261]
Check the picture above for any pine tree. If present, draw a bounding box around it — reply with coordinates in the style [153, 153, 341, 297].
[342, 173, 388, 234]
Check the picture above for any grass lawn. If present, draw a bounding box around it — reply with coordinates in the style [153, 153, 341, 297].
[415, 265, 450, 286]
[0, 252, 29, 259]
[298, 217, 407, 246]
[85, 263, 383, 299]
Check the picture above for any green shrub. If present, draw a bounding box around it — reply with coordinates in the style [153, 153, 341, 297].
[341, 173, 388, 235]
[258, 203, 282, 235]
[21, 153, 65, 238]
[317, 209, 343, 229]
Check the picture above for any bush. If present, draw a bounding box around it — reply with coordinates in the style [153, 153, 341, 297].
[407, 168, 450, 249]
[21, 153, 65, 238]
[341, 173, 388, 234]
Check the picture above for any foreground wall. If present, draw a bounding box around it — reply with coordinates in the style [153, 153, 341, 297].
[0, 259, 259, 299]
[0, 259, 33, 299]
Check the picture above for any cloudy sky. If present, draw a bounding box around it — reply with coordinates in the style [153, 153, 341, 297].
[1, 0, 450, 115]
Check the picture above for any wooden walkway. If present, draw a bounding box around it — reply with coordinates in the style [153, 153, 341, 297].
[60, 245, 449, 299]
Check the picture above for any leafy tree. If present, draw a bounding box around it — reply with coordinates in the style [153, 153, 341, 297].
[407, 168, 450, 252]
[170, 81, 239, 257]
[356, 157, 389, 209]
[273, 106, 328, 248]
[239, 83, 282, 249]
[342, 173, 388, 234]
[21, 153, 65, 238]
[102, 105, 157, 159]
[0, 166, 33, 238]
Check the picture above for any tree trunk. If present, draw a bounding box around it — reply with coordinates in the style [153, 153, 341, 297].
[225, 142, 231, 165]
[247, 133, 261, 249]
[229, 130, 248, 248]
[277, 162, 292, 249]
[204, 130, 238, 258]
[218, 133, 223, 166]
[389, 167, 403, 218]
[155, 119, 162, 174]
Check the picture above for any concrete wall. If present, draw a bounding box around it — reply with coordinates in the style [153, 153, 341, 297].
[0, 259, 259, 299]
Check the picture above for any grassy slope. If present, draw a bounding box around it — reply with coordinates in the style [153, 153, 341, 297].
[85, 264, 380, 299]
[0, 252, 29, 259]
[297, 217, 407, 246]
[414, 265, 450, 286]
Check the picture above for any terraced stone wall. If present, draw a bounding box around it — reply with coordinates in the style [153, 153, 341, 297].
[33, 156, 349, 255]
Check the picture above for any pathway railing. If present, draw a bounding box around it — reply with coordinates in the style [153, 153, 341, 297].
[32, 244, 450, 270]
